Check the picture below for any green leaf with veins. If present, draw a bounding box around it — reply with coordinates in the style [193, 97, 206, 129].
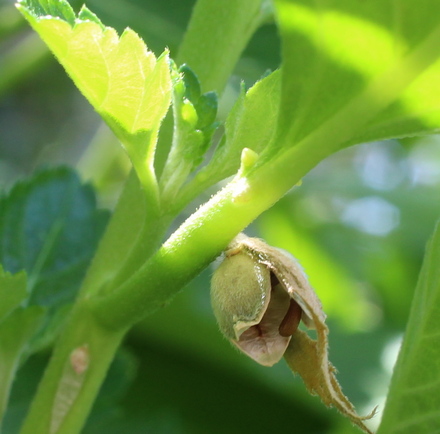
[17, 0, 172, 198]
[273, 0, 440, 158]
[0, 167, 109, 351]
[378, 220, 440, 434]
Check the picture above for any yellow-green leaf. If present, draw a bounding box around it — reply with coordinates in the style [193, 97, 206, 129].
[17, 0, 172, 196]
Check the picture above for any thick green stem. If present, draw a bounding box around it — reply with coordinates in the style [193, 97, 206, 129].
[90, 137, 332, 330]
[78, 172, 149, 296]
[107, 213, 172, 292]
[21, 0, 267, 431]
[19, 302, 126, 434]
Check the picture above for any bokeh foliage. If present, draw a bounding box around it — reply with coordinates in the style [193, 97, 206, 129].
[1, 0, 440, 433]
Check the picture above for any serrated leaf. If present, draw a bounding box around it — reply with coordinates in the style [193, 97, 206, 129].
[0, 166, 108, 334]
[0, 167, 109, 308]
[159, 64, 219, 205]
[180, 64, 201, 103]
[0, 306, 45, 424]
[195, 92, 218, 130]
[274, 0, 440, 153]
[17, 0, 172, 193]
[19, 0, 76, 26]
[378, 220, 440, 434]
[199, 70, 280, 183]
[0, 266, 27, 322]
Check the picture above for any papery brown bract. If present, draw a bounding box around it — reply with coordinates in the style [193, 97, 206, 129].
[211, 233, 376, 434]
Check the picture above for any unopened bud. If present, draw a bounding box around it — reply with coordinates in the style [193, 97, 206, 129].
[211, 233, 376, 434]
[211, 233, 317, 366]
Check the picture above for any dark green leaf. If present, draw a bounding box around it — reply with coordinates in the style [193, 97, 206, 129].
[180, 64, 201, 103]
[0, 167, 109, 308]
[0, 167, 109, 420]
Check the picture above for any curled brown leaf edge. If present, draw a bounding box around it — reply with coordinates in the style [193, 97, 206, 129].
[217, 234, 377, 434]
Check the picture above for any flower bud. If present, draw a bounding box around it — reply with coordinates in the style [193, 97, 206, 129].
[211, 233, 315, 366]
[211, 233, 376, 434]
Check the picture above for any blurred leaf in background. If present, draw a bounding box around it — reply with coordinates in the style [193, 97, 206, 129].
[2, 0, 440, 433]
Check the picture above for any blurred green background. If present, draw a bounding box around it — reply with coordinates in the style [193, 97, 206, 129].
[1, 0, 440, 432]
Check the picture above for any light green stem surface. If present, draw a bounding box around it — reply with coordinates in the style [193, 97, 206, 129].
[90, 137, 330, 329]
[20, 303, 126, 434]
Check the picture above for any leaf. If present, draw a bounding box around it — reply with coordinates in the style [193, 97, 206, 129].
[0, 306, 45, 424]
[178, 70, 281, 208]
[17, 0, 172, 193]
[159, 64, 219, 205]
[378, 220, 440, 434]
[207, 70, 280, 179]
[274, 0, 440, 154]
[0, 167, 109, 346]
[0, 266, 27, 322]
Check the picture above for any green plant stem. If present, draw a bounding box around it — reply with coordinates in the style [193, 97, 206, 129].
[17, 172, 154, 434]
[89, 136, 332, 330]
[177, 0, 267, 94]
[79, 172, 150, 296]
[106, 212, 172, 292]
[20, 0, 268, 431]
[19, 302, 126, 434]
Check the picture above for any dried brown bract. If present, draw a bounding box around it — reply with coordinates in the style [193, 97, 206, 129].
[211, 233, 376, 434]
